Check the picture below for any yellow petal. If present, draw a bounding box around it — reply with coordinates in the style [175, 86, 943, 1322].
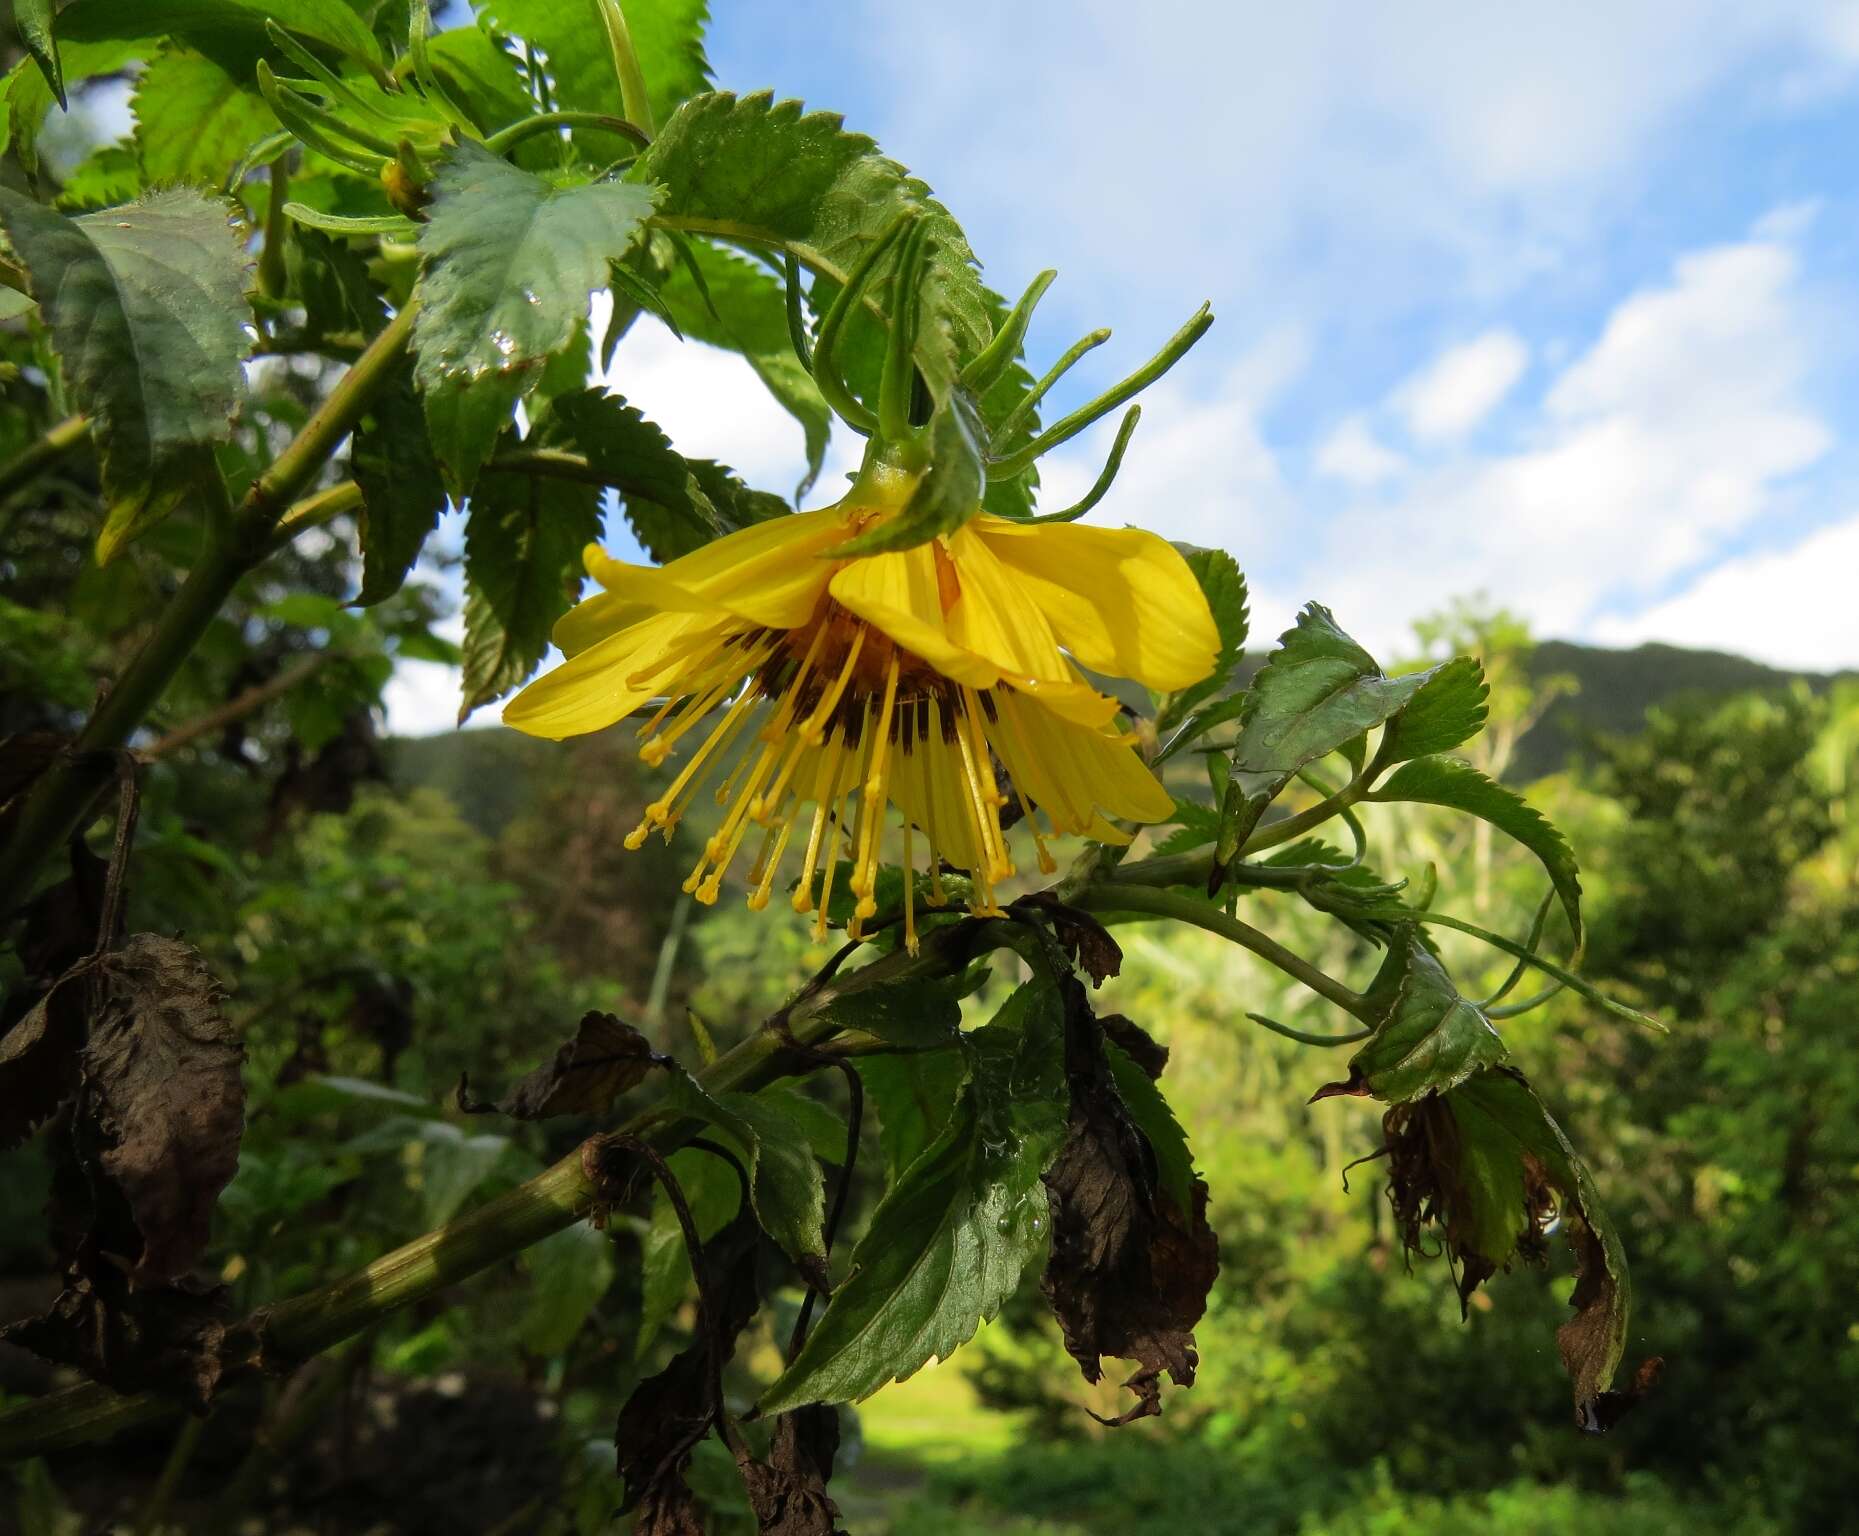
[944, 526, 1123, 728]
[553, 587, 657, 658]
[826, 544, 1000, 690]
[584, 507, 848, 628]
[503, 610, 723, 740]
[974, 518, 1220, 691]
[996, 691, 1174, 826]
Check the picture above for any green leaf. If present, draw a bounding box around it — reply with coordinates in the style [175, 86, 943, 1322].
[1380, 655, 1490, 762]
[753, 1085, 847, 1167]
[54, 143, 143, 212]
[761, 977, 1069, 1411]
[667, 1075, 827, 1270]
[656, 238, 830, 499]
[421, 24, 549, 157]
[1399, 1067, 1632, 1415]
[132, 45, 279, 191]
[16, 0, 65, 110]
[542, 387, 724, 560]
[352, 369, 446, 606]
[412, 142, 658, 492]
[0, 188, 250, 560]
[518, 1222, 615, 1355]
[1158, 548, 1249, 735]
[639, 91, 995, 414]
[458, 441, 600, 718]
[1152, 797, 1220, 857]
[5, 37, 143, 179]
[812, 970, 970, 1051]
[857, 1048, 966, 1187]
[57, 0, 384, 72]
[415, 1121, 513, 1227]
[1370, 756, 1583, 943]
[1315, 934, 1507, 1103]
[475, 0, 713, 135]
[1232, 603, 1430, 785]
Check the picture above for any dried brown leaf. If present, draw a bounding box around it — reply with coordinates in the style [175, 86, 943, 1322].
[737, 1405, 847, 1536]
[462, 1010, 666, 1121]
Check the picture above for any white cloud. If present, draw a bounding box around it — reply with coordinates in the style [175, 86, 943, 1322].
[843, 0, 1859, 319]
[1315, 416, 1406, 486]
[594, 295, 859, 503]
[1039, 327, 1304, 560]
[1303, 222, 1832, 656]
[1590, 517, 1859, 669]
[1392, 330, 1529, 441]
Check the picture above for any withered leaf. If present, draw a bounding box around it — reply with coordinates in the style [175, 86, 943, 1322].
[461, 1010, 666, 1121]
[737, 1405, 847, 1536]
[0, 730, 68, 813]
[1381, 1066, 1645, 1426]
[0, 1267, 258, 1410]
[0, 974, 86, 1149]
[82, 935, 245, 1281]
[1016, 893, 1123, 985]
[1039, 979, 1217, 1424]
[616, 1200, 761, 1531]
[1099, 1013, 1168, 1079]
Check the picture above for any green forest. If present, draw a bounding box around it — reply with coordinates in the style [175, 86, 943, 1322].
[4, 2, 1859, 1533]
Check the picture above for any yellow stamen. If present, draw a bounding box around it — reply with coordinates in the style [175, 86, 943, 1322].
[792, 732, 848, 913]
[852, 657, 901, 913]
[798, 626, 866, 745]
[647, 684, 759, 829]
[902, 820, 918, 955]
[749, 816, 797, 911]
[814, 793, 847, 942]
[952, 691, 1012, 884]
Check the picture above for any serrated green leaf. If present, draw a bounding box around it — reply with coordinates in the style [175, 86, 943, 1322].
[353, 369, 445, 606]
[753, 1085, 846, 1167]
[0, 188, 250, 559]
[762, 977, 1069, 1411]
[857, 1048, 966, 1187]
[6, 37, 143, 178]
[1381, 655, 1490, 762]
[132, 45, 279, 190]
[541, 387, 726, 560]
[1371, 755, 1582, 943]
[412, 142, 658, 492]
[656, 238, 829, 499]
[640, 91, 991, 416]
[1158, 548, 1249, 734]
[16, 0, 65, 110]
[57, 0, 383, 71]
[475, 0, 712, 136]
[459, 437, 600, 718]
[667, 1074, 827, 1269]
[1318, 935, 1507, 1103]
[1233, 603, 1430, 782]
[422, 23, 545, 146]
[812, 970, 969, 1050]
[1423, 1068, 1631, 1414]
[54, 142, 143, 211]
[1151, 797, 1220, 857]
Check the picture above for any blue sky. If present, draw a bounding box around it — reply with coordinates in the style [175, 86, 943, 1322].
[392, 1, 1859, 730]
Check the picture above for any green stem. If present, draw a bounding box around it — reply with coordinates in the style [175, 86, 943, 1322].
[598, 0, 655, 136]
[1020, 404, 1138, 522]
[989, 327, 1109, 451]
[0, 413, 89, 502]
[1245, 1012, 1372, 1048]
[1076, 882, 1371, 1020]
[257, 153, 290, 301]
[269, 479, 363, 549]
[484, 110, 649, 157]
[0, 921, 984, 1461]
[0, 307, 416, 901]
[1410, 910, 1666, 1033]
[961, 268, 1056, 394]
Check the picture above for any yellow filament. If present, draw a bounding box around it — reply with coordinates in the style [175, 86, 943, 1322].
[952, 694, 1010, 885]
[902, 820, 918, 954]
[792, 733, 848, 913]
[750, 815, 797, 911]
[647, 685, 759, 827]
[852, 658, 901, 910]
[814, 794, 847, 942]
[798, 626, 866, 745]
[640, 672, 737, 768]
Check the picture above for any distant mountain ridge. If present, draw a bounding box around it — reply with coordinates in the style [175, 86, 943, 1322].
[389, 641, 1853, 835]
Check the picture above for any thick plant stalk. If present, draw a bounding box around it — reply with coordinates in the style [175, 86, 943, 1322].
[0, 412, 89, 502]
[0, 921, 977, 1461]
[0, 308, 416, 900]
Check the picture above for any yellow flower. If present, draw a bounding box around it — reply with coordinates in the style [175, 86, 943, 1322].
[503, 464, 1218, 950]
